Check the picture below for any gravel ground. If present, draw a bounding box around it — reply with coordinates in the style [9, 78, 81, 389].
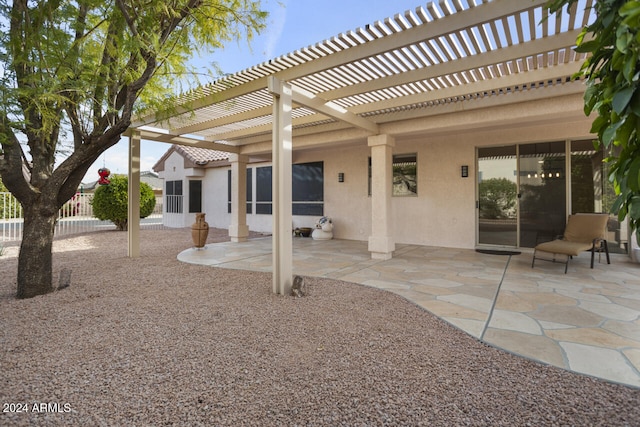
[1, 228, 639, 426]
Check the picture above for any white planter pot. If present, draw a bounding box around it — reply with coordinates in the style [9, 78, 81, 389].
[312, 228, 333, 240]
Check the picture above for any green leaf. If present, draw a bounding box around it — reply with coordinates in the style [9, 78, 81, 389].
[574, 40, 600, 53]
[590, 115, 608, 134]
[602, 121, 623, 146]
[583, 84, 600, 114]
[629, 196, 640, 222]
[612, 194, 626, 215]
[616, 29, 632, 52]
[628, 157, 640, 192]
[617, 115, 637, 145]
[602, 8, 617, 28]
[623, 52, 638, 82]
[612, 87, 636, 114]
[620, 1, 640, 18]
[631, 90, 640, 116]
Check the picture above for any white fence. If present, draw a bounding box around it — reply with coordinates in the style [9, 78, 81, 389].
[1, 192, 164, 242]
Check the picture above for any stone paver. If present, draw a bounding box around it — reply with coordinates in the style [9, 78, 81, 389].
[179, 238, 640, 388]
[560, 342, 640, 387]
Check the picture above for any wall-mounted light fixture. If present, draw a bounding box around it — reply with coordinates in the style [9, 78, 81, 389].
[461, 165, 469, 178]
[338, 172, 344, 182]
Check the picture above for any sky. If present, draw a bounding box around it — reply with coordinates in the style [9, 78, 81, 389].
[85, 0, 431, 183]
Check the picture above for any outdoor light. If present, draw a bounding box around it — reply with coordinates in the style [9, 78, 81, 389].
[338, 172, 344, 182]
[461, 165, 469, 178]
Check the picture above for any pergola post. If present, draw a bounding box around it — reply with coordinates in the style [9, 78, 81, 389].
[128, 131, 141, 258]
[368, 134, 396, 260]
[268, 77, 293, 295]
[229, 153, 250, 242]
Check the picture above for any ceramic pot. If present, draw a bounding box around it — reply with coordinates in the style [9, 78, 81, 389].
[299, 227, 312, 237]
[191, 213, 209, 248]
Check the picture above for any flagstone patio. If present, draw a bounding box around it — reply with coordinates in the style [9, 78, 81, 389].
[178, 237, 640, 388]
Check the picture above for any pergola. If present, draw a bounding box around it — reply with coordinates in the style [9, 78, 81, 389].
[125, 0, 593, 294]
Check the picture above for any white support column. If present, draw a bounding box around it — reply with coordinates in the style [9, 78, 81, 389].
[368, 134, 396, 260]
[268, 77, 293, 295]
[229, 153, 250, 242]
[128, 131, 141, 258]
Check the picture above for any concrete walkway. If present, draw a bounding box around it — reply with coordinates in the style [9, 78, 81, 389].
[178, 237, 640, 388]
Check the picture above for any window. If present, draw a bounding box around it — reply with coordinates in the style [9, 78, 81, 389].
[292, 161, 324, 215]
[227, 169, 253, 214]
[189, 180, 202, 213]
[254, 162, 324, 215]
[393, 154, 417, 196]
[368, 154, 418, 196]
[165, 180, 183, 213]
[256, 166, 272, 214]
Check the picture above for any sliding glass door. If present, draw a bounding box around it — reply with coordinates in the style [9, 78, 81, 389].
[477, 146, 518, 247]
[477, 142, 567, 248]
[518, 142, 566, 247]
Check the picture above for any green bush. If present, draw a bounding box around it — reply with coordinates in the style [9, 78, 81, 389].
[478, 178, 517, 219]
[91, 175, 156, 230]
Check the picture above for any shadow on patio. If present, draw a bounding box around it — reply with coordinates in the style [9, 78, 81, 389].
[179, 237, 640, 388]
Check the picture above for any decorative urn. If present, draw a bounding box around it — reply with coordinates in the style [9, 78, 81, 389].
[191, 213, 209, 248]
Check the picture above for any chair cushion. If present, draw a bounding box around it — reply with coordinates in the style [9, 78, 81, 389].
[535, 240, 593, 256]
[563, 213, 608, 243]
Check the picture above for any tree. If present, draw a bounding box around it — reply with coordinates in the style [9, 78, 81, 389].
[478, 178, 517, 219]
[92, 175, 155, 231]
[0, 1, 266, 298]
[546, 0, 640, 244]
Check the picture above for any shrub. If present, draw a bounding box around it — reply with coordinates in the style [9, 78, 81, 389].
[91, 175, 155, 230]
[478, 178, 517, 219]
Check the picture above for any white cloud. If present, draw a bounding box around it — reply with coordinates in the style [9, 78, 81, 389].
[262, 0, 288, 60]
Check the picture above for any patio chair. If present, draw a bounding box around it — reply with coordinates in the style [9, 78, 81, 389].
[531, 213, 610, 273]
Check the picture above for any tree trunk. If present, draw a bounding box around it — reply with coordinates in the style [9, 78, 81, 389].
[17, 205, 57, 299]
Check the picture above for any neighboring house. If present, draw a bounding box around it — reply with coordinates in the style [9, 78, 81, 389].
[131, 1, 632, 264]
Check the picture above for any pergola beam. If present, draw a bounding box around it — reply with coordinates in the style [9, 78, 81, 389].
[132, 0, 551, 130]
[144, 29, 581, 142]
[319, 30, 583, 101]
[346, 61, 585, 114]
[128, 129, 241, 154]
[290, 85, 379, 134]
[198, 62, 582, 142]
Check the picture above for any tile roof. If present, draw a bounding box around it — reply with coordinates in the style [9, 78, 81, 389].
[174, 145, 229, 165]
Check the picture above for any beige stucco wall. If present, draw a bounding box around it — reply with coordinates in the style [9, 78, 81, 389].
[198, 113, 593, 249]
[203, 148, 372, 237]
[193, 90, 594, 250]
[387, 136, 476, 248]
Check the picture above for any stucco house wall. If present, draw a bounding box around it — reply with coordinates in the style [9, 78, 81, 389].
[154, 88, 595, 250]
